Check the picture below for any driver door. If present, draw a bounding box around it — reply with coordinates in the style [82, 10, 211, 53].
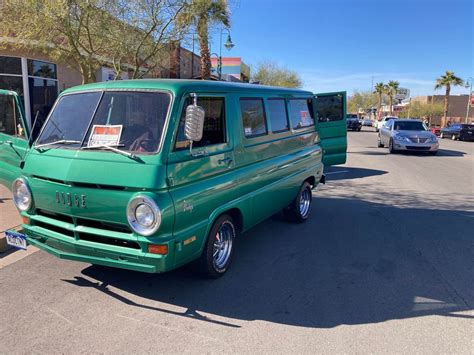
[313, 92, 347, 166]
[0, 91, 29, 190]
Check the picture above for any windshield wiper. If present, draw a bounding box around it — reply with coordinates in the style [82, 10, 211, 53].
[35, 140, 81, 149]
[81, 145, 138, 160]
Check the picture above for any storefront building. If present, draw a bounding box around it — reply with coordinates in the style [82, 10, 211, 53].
[211, 57, 250, 82]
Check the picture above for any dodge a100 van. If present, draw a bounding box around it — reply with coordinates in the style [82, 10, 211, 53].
[1, 80, 346, 277]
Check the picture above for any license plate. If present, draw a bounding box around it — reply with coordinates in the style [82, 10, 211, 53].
[5, 230, 27, 250]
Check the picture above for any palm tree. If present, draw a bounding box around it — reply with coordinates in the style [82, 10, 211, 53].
[385, 80, 399, 116]
[435, 71, 465, 127]
[182, 0, 230, 80]
[373, 82, 385, 118]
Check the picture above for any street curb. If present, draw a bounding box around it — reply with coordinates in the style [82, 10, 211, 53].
[0, 234, 10, 253]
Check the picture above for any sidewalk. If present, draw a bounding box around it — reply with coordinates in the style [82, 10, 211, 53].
[0, 184, 22, 252]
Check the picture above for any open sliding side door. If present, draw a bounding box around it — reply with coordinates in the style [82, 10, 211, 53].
[0, 90, 29, 190]
[313, 91, 347, 166]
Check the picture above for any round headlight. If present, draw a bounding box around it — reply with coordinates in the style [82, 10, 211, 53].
[127, 195, 161, 236]
[12, 178, 33, 212]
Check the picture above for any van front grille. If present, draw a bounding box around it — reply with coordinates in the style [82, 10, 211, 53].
[30, 209, 138, 250]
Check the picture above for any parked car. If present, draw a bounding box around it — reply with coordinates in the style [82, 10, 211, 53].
[430, 126, 441, 136]
[440, 124, 474, 141]
[346, 114, 362, 131]
[375, 116, 397, 132]
[362, 118, 373, 127]
[2, 80, 349, 278]
[378, 118, 438, 154]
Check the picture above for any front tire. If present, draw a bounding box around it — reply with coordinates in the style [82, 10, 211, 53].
[197, 214, 236, 278]
[283, 182, 312, 223]
[388, 138, 396, 154]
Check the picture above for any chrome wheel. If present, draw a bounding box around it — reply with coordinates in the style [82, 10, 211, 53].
[451, 134, 456, 140]
[299, 187, 311, 218]
[212, 221, 235, 270]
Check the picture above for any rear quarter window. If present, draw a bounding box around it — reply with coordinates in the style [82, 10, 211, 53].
[289, 99, 314, 129]
[240, 98, 267, 138]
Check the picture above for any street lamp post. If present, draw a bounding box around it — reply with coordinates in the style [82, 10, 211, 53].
[218, 28, 234, 80]
[466, 77, 473, 123]
[210, 52, 220, 78]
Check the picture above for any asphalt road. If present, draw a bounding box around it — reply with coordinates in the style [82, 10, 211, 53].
[1, 129, 473, 353]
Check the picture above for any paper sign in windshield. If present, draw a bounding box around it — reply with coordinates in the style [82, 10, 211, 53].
[88, 125, 123, 147]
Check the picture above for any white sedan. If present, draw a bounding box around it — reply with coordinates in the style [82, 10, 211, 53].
[378, 119, 439, 155]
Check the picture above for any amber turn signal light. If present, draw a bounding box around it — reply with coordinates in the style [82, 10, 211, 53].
[21, 216, 30, 225]
[148, 244, 168, 255]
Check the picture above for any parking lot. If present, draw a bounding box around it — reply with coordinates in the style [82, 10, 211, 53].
[0, 129, 472, 353]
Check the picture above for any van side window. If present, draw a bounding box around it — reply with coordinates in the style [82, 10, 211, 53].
[267, 98, 289, 133]
[0, 94, 25, 138]
[315, 94, 344, 122]
[289, 99, 314, 129]
[175, 97, 226, 150]
[240, 98, 267, 138]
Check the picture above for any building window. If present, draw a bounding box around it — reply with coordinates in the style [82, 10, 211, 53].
[0, 56, 59, 132]
[27, 59, 57, 79]
[0, 56, 22, 75]
[0, 56, 23, 96]
[240, 98, 267, 137]
[267, 98, 289, 132]
[27, 59, 58, 133]
[289, 99, 315, 129]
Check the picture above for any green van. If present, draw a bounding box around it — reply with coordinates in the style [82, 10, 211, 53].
[2, 80, 346, 277]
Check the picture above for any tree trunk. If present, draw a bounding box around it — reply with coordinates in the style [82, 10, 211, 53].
[377, 94, 382, 118]
[389, 95, 393, 116]
[197, 18, 211, 80]
[442, 85, 451, 128]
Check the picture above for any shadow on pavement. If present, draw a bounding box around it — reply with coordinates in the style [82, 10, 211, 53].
[435, 149, 467, 157]
[324, 166, 387, 180]
[64, 195, 473, 329]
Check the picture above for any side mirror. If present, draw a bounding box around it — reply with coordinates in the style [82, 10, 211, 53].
[184, 93, 205, 155]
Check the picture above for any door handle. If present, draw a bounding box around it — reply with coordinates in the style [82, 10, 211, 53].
[0, 140, 13, 146]
[218, 157, 233, 166]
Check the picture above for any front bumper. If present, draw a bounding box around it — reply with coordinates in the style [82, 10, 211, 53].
[393, 141, 439, 151]
[22, 224, 174, 273]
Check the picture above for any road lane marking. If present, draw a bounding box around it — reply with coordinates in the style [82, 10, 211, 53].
[47, 307, 74, 325]
[324, 170, 349, 175]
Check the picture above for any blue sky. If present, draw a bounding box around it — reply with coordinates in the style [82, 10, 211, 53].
[206, 0, 473, 96]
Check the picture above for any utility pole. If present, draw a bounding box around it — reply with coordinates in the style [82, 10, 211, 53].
[466, 77, 473, 123]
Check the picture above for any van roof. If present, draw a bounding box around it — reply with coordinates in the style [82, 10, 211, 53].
[61, 79, 313, 97]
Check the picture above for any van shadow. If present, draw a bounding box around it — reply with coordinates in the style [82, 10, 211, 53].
[324, 166, 387, 180]
[63, 196, 473, 329]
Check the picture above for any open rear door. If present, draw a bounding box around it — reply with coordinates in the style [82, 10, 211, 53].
[313, 92, 347, 166]
[0, 90, 29, 190]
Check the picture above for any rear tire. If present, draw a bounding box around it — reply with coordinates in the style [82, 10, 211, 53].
[428, 151, 438, 156]
[283, 182, 312, 223]
[197, 214, 236, 278]
[377, 136, 384, 147]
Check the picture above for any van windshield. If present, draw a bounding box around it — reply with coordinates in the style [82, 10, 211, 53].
[36, 91, 171, 153]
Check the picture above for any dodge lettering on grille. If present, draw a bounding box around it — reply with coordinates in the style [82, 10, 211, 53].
[55, 191, 86, 208]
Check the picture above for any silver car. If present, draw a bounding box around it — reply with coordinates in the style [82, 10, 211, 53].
[378, 119, 439, 155]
